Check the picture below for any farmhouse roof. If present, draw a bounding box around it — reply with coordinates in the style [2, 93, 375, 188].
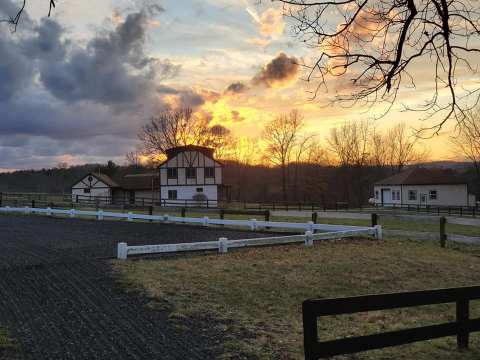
[120, 173, 160, 190]
[375, 168, 466, 186]
[165, 145, 215, 160]
[71, 172, 120, 188]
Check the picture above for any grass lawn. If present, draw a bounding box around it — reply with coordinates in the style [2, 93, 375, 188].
[116, 238, 480, 360]
[0, 328, 13, 351]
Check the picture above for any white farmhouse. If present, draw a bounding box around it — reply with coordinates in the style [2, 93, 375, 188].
[71, 172, 120, 203]
[373, 168, 476, 207]
[158, 145, 223, 206]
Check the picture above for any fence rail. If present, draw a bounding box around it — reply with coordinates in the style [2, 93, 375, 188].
[118, 228, 379, 259]
[303, 286, 480, 359]
[0, 206, 377, 233]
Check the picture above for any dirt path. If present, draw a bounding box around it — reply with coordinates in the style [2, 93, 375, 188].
[0, 215, 274, 359]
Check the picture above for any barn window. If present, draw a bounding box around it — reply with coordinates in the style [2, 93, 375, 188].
[168, 190, 177, 200]
[408, 190, 417, 201]
[84, 188, 91, 194]
[205, 167, 215, 178]
[186, 167, 196, 179]
[429, 190, 437, 200]
[196, 188, 203, 193]
[167, 168, 177, 179]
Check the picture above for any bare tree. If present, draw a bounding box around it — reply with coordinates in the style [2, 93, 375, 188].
[138, 108, 231, 162]
[385, 122, 429, 172]
[274, 0, 480, 133]
[1, 0, 56, 30]
[263, 109, 304, 201]
[328, 120, 372, 167]
[451, 108, 480, 181]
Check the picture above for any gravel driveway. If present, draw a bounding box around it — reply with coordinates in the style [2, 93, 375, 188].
[0, 215, 275, 359]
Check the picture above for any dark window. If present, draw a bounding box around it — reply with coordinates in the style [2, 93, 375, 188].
[375, 190, 379, 199]
[167, 168, 177, 179]
[168, 190, 177, 200]
[84, 188, 91, 194]
[429, 190, 437, 200]
[205, 167, 215, 178]
[408, 190, 417, 201]
[196, 188, 203, 193]
[186, 167, 196, 179]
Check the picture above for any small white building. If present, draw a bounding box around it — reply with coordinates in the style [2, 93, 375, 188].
[71, 172, 120, 203]
[373, 168, 476, 207]
[158, 145, 223, 206]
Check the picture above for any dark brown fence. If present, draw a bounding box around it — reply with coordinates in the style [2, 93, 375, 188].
[303, 286, 480, 359]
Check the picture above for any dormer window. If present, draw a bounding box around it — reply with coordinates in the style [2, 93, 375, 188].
[205, 167, 215, 178]
[167, 168, 177, 179]
[186, 167, 196, 179]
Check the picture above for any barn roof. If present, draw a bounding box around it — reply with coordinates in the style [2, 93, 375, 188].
[375, 168, 466, 186]
[120, 173, 160, 190]
[165, 145, 215, 160]
[71, 172, 120, 188]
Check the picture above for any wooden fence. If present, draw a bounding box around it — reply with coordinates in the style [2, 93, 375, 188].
[303, 286, 480, 359]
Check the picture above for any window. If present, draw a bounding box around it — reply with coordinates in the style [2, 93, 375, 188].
[186, 167, 196, 179]
[84, 188, 91, 194]
[392, 190, 400, 201]
[429, 190, 438, 200]
[205, 167, 215, 178]
[168, 190, 177, 200]
[408, 190, 417, 201]
[196, 188, 203, 193]
[375, 190, 379, 199]
[167, 168, 177, 179]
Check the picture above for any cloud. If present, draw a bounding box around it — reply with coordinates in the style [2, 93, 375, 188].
[225, 82, 249, 94]
[252, 52, 299, 88]
[258, 7, 284, 38]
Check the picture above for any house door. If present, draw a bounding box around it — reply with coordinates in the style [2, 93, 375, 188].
[381, 189, 391, 205]
[420, 193, 427, 206]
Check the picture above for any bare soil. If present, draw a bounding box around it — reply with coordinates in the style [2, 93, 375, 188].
[0, 214, 276, 359]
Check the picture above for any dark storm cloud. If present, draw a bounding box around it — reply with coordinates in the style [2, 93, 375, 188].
[252, 52, 299, 88]
[0, 35, 34, 101]
[37, 11, 161, 105]
[225, 82, 248, 94]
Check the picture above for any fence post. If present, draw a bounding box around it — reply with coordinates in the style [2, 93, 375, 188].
[46, 207, 52, 216]
[456, 300, 470, 350]
[250, 218, 257, 231]
[163, 214, 169, 222]
[24, 206, 30, 215]
[203, 216, 209, 227]
[374, 225, 383, 240]
[302, 301, 318, 360]
[0, 192, 2, 207]
[117, 242, 128, 260]
[97, 209, 104, 221]
[218, 237, 229, 253]
[307, 221, 314, 233]
[70, 209, 75, 218]
[440, 217, 447, 248]
[31, 200, 35, 208]
[305, 231, 314, 247]
[181, 207, 186, 218]
[148, 205, 153, 222]
[371, 213, 378, 227]
[127, 211, 133, 222]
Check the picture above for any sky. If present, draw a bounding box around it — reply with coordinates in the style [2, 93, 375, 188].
[0, 0, 474, 171]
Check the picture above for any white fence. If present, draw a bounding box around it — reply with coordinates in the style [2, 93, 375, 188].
[0, 206, 375, 233]
[117, 227, 381, 260]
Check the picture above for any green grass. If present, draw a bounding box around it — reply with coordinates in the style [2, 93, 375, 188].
[0, 328, 13, 350]
[116, 238, 480, 359]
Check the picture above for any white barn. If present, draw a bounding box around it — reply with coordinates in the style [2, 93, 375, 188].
[71, 172, 120, 203]
[373, 168, 476, 207]
[158, 145, 223, 206]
